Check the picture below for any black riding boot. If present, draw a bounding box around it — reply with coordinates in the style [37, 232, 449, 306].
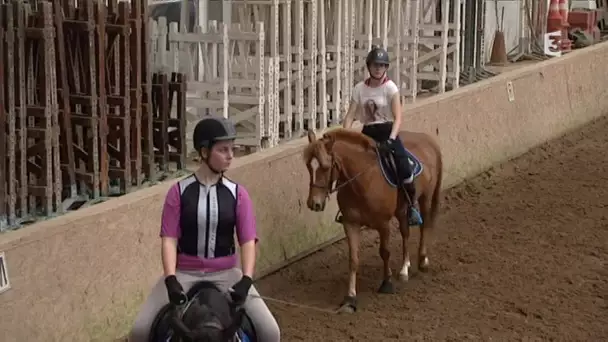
[392, 148, 413, 188]
[394, 152, 423, 226]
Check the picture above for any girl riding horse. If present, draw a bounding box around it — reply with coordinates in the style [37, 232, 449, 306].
[342, 47, 422, 226]
[128, 116, 280, 342]
[304, 48, 443, 313]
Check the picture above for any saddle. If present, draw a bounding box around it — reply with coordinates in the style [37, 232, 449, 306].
[376, 142, 423, 188]
[149, 281, 257, 342]
[334, 142, 424, 225]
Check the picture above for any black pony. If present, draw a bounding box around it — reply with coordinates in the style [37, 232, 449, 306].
[149, 281, 257, 342]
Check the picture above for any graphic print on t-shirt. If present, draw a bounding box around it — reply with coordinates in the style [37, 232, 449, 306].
[364, 100, 379, 123]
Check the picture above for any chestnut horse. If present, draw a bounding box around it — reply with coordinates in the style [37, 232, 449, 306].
[303, 128, 443, 313]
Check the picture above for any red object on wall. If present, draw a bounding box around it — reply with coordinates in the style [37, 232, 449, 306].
[569, 10, 601, 42]
[569, 10, 596, 30]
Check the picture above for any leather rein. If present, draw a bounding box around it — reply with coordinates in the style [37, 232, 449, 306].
[309, 151, 376, 199]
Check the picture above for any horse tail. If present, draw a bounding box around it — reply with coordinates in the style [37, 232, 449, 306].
[428, 143, 443, 226]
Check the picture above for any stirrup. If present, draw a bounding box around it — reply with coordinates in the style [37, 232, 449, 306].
[335, 210, 344, 223]
[408, 206, 423, 226]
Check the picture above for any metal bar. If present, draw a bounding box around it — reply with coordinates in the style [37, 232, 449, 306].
[0, 9, 6, 230]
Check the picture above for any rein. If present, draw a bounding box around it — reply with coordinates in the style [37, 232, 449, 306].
[248, 293, 340, 315]
[310, 150, 378, 198]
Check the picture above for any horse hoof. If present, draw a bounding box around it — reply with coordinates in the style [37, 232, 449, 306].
[398, 273, 409, 282]
[419, 257, 430, 272]
[337, 304, 356, 314]
[378, 279, 395, 294]
[338, 296, 357, 314]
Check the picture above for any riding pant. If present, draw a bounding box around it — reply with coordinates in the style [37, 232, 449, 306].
[361, 121, 413, 183]
[128, 267, 280, 342]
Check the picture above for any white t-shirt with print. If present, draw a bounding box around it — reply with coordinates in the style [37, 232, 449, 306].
[351, 79, 399, 125]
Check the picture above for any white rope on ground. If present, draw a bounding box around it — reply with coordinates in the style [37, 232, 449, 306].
[248, 293, 339, 315]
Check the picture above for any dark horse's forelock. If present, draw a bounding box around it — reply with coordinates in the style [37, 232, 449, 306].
[182, 304, 225, 340]
[175, 286, 240, 342]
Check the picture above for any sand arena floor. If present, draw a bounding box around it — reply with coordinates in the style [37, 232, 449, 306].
[255, 116, 608, 341]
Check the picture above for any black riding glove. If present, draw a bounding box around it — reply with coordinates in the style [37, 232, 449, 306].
[379, 138, 396, 153]
[230, 275, 253, 305]
[164, 275, 188, 306]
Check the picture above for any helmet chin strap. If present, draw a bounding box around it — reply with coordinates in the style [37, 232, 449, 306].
[366, 65, 387, 81]
[204, 157, 223, 175]
[202, 144, 223, 175]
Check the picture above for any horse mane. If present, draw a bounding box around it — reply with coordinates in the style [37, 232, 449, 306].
[323, 128, 376, 150]
[303, 128, 376, 165]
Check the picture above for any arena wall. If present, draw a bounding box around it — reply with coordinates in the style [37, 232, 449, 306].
[1, 42, 607, 341]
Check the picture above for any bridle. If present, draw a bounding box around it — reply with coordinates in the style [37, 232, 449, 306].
[169, 291, 243, 342]
[309, 150, 376, 199]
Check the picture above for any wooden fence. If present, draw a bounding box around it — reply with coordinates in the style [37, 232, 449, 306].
[0, 0, 188, 231]
[1, 0, 465, 229]
[153, 0, 463, 155]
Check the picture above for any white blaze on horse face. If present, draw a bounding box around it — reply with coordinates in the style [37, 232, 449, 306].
[310, 156, 320, 182]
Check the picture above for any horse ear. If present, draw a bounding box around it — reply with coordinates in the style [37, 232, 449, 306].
[307, 129, 316, 143]
[222, 308, 245, 340]
[322, 132, 336, 151]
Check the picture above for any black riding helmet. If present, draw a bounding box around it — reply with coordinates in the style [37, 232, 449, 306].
[193, 116, 237, 173]
[366, 47, 389, 80]
[193, 116, 237, 151]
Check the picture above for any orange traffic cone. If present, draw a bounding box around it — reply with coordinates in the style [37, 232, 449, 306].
[546, 0, 563, 54]
[558, 0, 572, 52]
[547, 0, 563, 33]
[489, 7, 508, 65]
[489, 30, 508, 65]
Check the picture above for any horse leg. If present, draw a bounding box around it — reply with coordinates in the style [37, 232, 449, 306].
[417, 195, 433, 271]
[396, 211, 411, 281]
[338, 222, 361, 314]
[377, 223, 395, 294]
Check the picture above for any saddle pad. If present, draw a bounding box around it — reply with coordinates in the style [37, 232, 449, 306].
[377, 146, 424, 188]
